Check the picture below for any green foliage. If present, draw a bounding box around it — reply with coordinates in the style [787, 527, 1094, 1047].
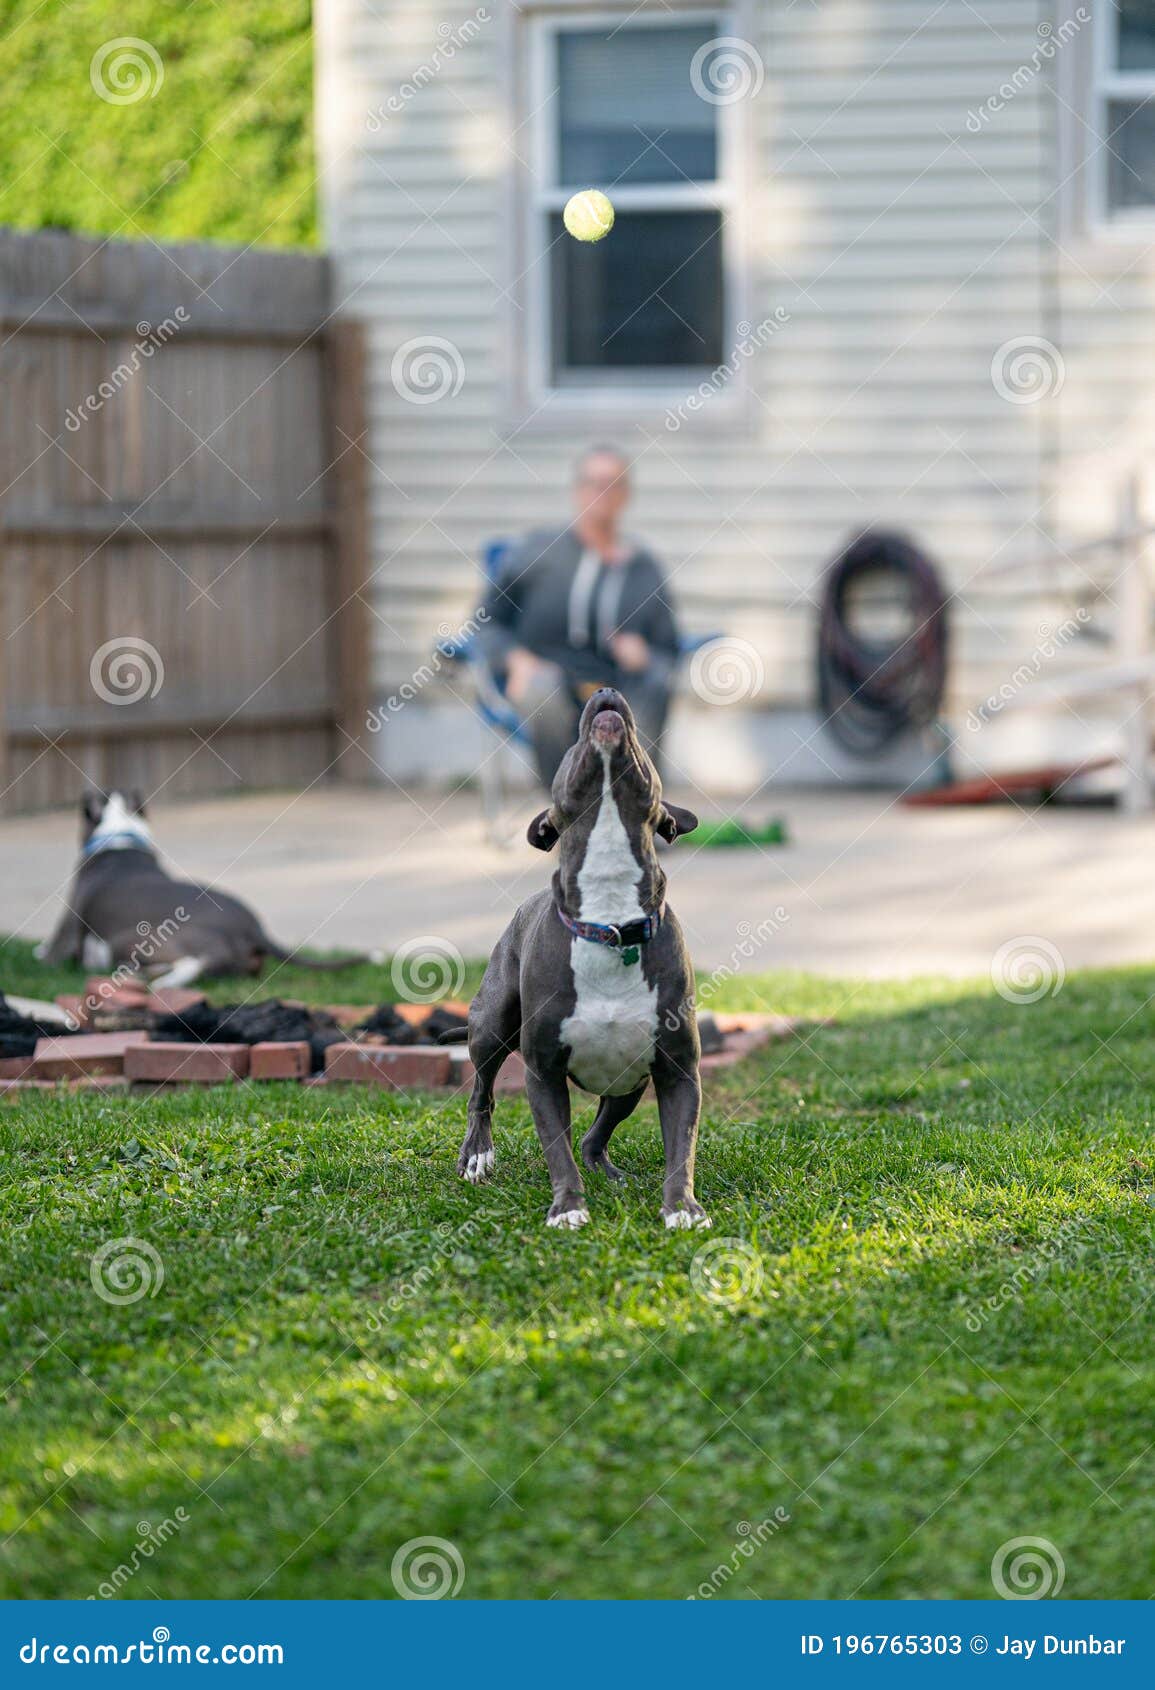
[2, 950, 1154, 1597]
[0, 1, 315, 248]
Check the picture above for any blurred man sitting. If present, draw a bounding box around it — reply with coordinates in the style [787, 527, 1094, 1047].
[477, 446, 680, 788]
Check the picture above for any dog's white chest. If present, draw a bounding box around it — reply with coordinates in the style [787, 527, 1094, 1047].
[560, 762, 658, 1097]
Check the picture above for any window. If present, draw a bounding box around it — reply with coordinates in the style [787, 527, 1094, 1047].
[1095, 1, 1155, 222]
[524, 10, 742, 400]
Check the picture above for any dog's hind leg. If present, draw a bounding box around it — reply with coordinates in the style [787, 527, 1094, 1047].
[580, 1087, 645, 1184]
[457, 981, 520, 1185]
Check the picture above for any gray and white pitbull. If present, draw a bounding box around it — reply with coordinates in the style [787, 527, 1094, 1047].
[457, 687, 708, 1231]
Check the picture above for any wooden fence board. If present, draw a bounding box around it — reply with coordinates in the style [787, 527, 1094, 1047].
[0, 229, 368, 813]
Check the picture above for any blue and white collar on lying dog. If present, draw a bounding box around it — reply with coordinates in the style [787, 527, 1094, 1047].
[556, 902, 664, 966]
[81, 828, 155, 860]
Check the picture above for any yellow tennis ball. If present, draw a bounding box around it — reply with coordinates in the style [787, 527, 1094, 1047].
[563, 189, 615, 243]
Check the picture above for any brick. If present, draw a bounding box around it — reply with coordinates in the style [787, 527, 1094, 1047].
[54, 994, 90, 1029]
[0, 1055, 36, 1080]
[394, 999, 471, 1028]
[84, 976, 151, 1010]
[31, 1031, 151, 1080]
[448, 1051, 526, 1094]
[324, 1042, 450, 1089]
[250, 1041, 312, 1081]
[148, 987, 208, 1017]
[125, 1042, 250, 1084]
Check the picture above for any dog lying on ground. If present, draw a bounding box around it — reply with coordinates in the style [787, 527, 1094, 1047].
[455, 687, 708, 1230]
[37, 790, 373, 988]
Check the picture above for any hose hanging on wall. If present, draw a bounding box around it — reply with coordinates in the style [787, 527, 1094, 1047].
[817, 529, 950, 755]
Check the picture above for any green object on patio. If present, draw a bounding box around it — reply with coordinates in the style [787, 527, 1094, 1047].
[692, 816, 788, 848]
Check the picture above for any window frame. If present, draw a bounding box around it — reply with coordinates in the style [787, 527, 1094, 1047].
[506, 0, 753, 425]
[1089, 0, 1155, 234]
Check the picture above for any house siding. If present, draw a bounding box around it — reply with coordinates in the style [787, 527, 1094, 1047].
[317, 0, 1105, 786]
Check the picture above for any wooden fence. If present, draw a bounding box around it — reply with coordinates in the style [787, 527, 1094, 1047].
[0, 229, 368, 812]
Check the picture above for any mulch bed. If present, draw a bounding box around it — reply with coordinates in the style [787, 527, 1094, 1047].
[0, 980, 813, 1094]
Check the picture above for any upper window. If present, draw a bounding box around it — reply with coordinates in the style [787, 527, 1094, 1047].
[1096, 1, 1155, 220]
[526, 11, 737, 395]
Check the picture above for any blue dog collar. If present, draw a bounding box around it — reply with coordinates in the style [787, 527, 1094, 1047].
[81, 830, 153, 859]
[557, 902, 664, 965]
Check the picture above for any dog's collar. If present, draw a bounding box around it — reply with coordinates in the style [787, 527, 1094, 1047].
[557, 902, 664, 965]
[81, 830, 154, 860]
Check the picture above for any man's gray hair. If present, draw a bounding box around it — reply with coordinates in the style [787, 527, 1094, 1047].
[575, 444, 631, 482]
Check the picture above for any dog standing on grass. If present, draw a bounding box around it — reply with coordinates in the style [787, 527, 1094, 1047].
[456, 687, 708, 1231]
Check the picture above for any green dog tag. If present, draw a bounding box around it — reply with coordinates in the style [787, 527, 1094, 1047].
[620, 944, 640, 966]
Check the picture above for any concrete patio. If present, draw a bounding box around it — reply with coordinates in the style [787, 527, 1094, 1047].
[2, 784, 1155, 981]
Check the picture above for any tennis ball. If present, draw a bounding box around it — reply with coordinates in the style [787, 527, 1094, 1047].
[563, 189, 615, 243]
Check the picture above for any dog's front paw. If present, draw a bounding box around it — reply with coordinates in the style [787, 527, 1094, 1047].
[457, 1146, 494, 1183]
[662, 1202, 711, 1231]
[546, 1194, 589, 1230]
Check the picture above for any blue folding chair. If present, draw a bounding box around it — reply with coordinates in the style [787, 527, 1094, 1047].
[438, 541, 531, 842]
[441, 539, 722, 843]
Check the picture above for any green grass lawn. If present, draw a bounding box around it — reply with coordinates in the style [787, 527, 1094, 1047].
[1, 935, 1153, 1600]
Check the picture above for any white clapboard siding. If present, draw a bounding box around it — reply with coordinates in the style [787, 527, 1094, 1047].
[316, 0, 1074, 781]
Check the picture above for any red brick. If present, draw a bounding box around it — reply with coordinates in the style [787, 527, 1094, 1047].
[394, 998, 471, 1028]
[0, 1055, 36, 1080]
[54, 994, 91, 1029]
[450, 1051, 526, 1094]
[324, 1042, 451, 1089]
[148, 987, 208, 1017]
[31, 1031, 151, 1080]
[125, 1042, 250, 1084]
[250, 1041, 312, 1081]
[84, 976, 151, 1010]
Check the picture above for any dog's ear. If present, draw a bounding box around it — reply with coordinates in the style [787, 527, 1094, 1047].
[129, 789, 147, 817]
[656, 803, 698, 843]
[526, 809, 560, 852]
[82, 791, 104, 825]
